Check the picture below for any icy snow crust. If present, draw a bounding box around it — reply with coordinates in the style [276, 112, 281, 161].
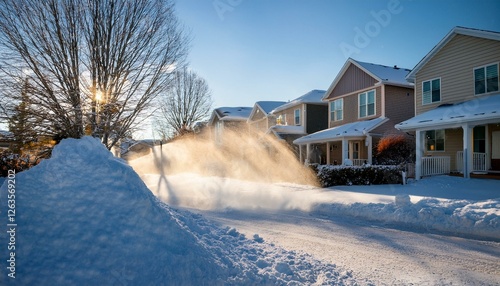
[0, 137, 355, 285]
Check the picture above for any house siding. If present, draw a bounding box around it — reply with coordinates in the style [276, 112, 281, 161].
[329, 86, 382, 128]
[415, 34, 500, 115]
[329, 64, 378, 99]
[372, 85, 415, 135]
[306, 104, 328, 134]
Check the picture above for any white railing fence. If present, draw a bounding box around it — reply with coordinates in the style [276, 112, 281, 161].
[456, 151, 487, 172]
[422, 156, 450, 176]
[352, 159, 367, 166]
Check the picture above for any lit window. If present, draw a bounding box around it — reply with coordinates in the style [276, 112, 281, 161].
[425, 130, 445, 151]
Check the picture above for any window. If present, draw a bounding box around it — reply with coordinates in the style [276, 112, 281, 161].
[359, 90, 375, 118]
[294, 109, 300, 125]
[330, 99, 343, 121]
[474, 63, 499, 95]
[422, 78, 440, 104]
[425, 130, 445, 151]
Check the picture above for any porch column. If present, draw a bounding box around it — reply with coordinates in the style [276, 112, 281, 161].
[299, 145, 303, 164]
[415, 130, 423, 180]
[341, 138, 348, 165]
[462, 124, 473, 179]
[326, 142, 331, 165]
[306, 143, 311, 164]
[366, 135, 373, 165]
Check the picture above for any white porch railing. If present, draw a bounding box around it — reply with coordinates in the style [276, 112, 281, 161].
[352, 159, 367, 166]
[456, 151, 487, 173]
[422, 156, 450, 176]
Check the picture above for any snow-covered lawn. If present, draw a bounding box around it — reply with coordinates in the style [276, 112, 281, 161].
[141, 172, 500, 241]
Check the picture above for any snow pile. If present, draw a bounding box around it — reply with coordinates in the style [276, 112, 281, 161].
[312, 194, 500, 240]
[0, 137, 355, 285]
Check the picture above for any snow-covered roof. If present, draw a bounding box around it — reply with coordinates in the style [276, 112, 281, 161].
[256, 101, 287, 114]
[396, 93, 500, 131]
[208, 106, 253, 125]
[407, 27, 500, 82]
[271, 90, 327, 113]
[293, 117, 388, 145]
[248, 101, 287, 122]
[355, 59, 412, 87]
[323, 58, 412, 101]
[0, 130, 12, 138]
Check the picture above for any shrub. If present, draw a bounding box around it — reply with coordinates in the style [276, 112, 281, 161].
[316, 165, 403, 187]
[376, 134, 415, 165]
[0, 150, 42, 177]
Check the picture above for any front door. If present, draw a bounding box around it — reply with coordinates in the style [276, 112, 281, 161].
[492, 131, 500, 170]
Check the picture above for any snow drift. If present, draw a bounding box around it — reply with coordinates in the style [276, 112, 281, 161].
[0, 137, 355, 285]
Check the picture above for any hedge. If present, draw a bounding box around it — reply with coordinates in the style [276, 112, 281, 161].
[310, 164, 404, 187]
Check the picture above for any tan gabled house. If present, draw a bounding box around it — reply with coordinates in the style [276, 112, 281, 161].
[247, 101, 286, 133]
[294, 58, 414, 165]
[396, 27, 500, 179]
[207, 106, 252, 145]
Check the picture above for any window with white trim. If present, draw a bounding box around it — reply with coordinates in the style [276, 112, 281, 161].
[474, 63, 499, 95]
[330, 99, 343, 121]
[294, 109, 300, 125]
[359, 90, 375, 118]
[422, 78, 440, 105]
[425, 130, 445, 151]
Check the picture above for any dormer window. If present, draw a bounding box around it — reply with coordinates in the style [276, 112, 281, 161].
[474, 63, 498, 95]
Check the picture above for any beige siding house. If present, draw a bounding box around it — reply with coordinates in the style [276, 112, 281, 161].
[396, 27, 500, 179]
[207, 107, 252, 145]
[247, 101, 286, 133]
[294, 58, 414, 165]
[268, 90, 328, 155]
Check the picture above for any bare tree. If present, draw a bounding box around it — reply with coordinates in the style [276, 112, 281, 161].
[0, 0, 189, 149]
[156, 68, 212, 139]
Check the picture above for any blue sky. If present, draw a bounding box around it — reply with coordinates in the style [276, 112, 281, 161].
[175, 0, 500, 108]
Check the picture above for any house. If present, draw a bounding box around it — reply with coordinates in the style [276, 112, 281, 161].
[247, 101, 286, 133]
[207, 106, 252, 144]
[268, 90, 328, 149]
[0, 130, 13, 150]
[396, 26, 500, 179]
[294, 58, 414, 165]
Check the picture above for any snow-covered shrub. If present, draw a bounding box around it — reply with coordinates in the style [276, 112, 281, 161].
[375, 133, 415, 165]
[316, 165, 403, 187]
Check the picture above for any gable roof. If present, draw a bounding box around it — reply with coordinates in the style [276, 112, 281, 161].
[406, 26, 500, 82]
[293, 117, 388, 145]
[208, 106, 252, 125]
[395, 93, 500, 131]
[271, 90, 326, 113]
[323, 58, 412, 100]
[248, 101, 287, 122]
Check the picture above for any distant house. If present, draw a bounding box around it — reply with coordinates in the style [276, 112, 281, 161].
[0, 130, 13, 150]
[268, 90, 328, 148]
[294, 58, 414, 165]
[396, 27, 500, 179]
[247, 101, 286, 133]
[207, 106, 253, 144]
